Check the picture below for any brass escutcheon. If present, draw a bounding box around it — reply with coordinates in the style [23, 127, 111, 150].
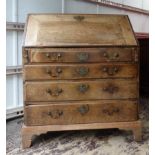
[78, 105, 89, 115]
[76, 67, 89, 76]
[78, 84, 89, 93]
[77, 53, 89, 62]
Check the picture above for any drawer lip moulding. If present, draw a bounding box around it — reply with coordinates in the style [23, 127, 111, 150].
[23, 63, 138, 80]
[24, 79, 138, 101]
[24, 100, 138, 126]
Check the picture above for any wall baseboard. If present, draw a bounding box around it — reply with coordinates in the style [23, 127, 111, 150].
[6, 107, 23, 120]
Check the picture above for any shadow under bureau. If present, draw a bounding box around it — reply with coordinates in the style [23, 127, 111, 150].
[22, 14, 141, 148]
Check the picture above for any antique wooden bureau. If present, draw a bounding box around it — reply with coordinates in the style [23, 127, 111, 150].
[22, 14, 142, 148]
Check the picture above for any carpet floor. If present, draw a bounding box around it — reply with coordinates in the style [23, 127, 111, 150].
[6, 98, 149, 155]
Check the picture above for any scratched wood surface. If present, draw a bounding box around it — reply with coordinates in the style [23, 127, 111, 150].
[23, 14, 137, 47]
[24, 79, 138, 101]
[24, 100, 138, 126]
[24, 63, 138, 80]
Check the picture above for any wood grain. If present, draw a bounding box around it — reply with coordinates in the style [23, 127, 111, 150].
[24, 79, 138, 101]
[25, 47, 136, 63]
[24, 100, 138, 126]
[24, 14, 137, 47]
[22, 120, 142, 148]
[24, 63, 138, 80]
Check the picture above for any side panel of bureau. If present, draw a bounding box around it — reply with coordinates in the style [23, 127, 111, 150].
[24, 100, 138, 126]
[24, 79, 138, 102]
[24, 63, 138, 80]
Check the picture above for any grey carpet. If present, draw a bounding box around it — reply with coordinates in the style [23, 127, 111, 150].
[6, 98, 148, 155]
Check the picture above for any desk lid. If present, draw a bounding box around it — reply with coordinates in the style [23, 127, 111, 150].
[23, 14, 138, 47]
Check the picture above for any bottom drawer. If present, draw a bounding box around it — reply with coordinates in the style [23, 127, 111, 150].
[24, 100, 138, 126]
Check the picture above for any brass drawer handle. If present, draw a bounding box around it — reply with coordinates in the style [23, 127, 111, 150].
[46, 88, 63, 96]
[76, 67, 89, 76]
[78, 84, 89, 93]
[46, 109, 63, 119]
[45, 52, 62, 61]
[78, 105, 89, 115]
[103, 85, 118, 94]
[103, 52, 119, 60]
[77, 53, 89, 62]
[46, 67, 62, 77]
[46, 88, 52, 94]
[46, 53, 50, 58]
[46, 68, 52, 75]
[102, 66, 119, 76]
[102, 108, 120, 116]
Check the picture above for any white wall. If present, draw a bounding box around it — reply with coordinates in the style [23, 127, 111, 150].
[6, 0, 62, 110]
[6, 0, 149, 111]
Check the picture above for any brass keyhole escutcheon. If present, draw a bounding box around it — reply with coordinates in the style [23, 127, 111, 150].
[78, 84, 89, 93]
[76, 67, 89, 76]
[77, 53, 89, 62]
[78, 105, 89, 115]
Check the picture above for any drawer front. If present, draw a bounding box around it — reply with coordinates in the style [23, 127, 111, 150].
[24, 63, 137, 80]
[24, 100, 138, 126]
[24, 47, 136, 64]
[24, 79, 138, 101]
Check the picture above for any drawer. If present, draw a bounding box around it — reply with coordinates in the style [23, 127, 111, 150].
[24, 63, 137, 80]
[23, 47, 137, 64]
[24, 79, 138, 101]
[24, 100, 138, 126]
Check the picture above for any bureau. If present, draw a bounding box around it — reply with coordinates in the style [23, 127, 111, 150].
[22, 14, 142, 148]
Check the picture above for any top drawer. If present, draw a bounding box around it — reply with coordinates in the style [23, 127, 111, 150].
[23, 47, 138, 64]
